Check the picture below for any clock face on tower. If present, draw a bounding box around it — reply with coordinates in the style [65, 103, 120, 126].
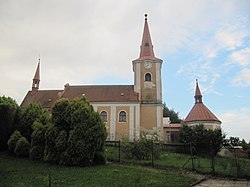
[144, 62, 152, 69]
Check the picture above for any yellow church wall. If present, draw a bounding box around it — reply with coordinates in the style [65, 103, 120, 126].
[140, 104, 157, 132]
[115, 106, 130, 140]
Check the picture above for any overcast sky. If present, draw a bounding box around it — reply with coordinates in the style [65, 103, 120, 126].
[0, 0, 249, 141]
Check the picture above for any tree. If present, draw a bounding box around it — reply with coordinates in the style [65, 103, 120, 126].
[44, 97, 107, 166]
[29, 121, 48, 160]
[163, 102, 181, 123]
[0, 96, 21, 150]
[179, 124, 225, 155]
[19, 103, 50, 141]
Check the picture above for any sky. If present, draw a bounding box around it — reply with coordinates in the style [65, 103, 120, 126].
[0, 0, 249, 142]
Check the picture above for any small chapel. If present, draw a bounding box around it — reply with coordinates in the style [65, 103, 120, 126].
[21, 15, 164, 141]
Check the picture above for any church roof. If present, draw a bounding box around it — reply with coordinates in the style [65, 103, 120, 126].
[21, 85, 139, 109]
[134, 14, 161, 61]
[21, 90, 62, 109]
[61, 85, 139, 103]
[184, 80, 221, 123]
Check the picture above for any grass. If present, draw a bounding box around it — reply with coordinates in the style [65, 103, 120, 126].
[105, 146, 250, 178]
[0, 151, 196, 186]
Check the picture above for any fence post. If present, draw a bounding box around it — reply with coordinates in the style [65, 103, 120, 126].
[151, 140, 154, 167]
[210, 141, 215, 175]
[48, 172, 51, 187]
[118, 140, 121, 162]
[234, 148, 239, 178]
[190, 142, 194, 171]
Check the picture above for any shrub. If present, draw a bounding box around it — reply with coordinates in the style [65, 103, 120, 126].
[45, 96, 106, 166]
[7, 130, 22, 153]
[14, 136, 30, 157]
[122, 136, 160, 160]
[19, 103, 50, 141]
[0, 96, 21, 151]
[29, 145, 44, 160]
[93, 152, 106, 165]
[44, 125, 60, 163]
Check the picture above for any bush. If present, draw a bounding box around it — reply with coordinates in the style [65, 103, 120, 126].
[0, 96, 21, 151]
[29, 145, 44, 160]
[44, 125, 60, 163]
[7, 130, 22, 153]
[45, 96, 106, 166]
[122, 135, 160, 160]
[14, 137, 30, 157]
[93, 152, 106, 165]
[19, 103, 50, 141]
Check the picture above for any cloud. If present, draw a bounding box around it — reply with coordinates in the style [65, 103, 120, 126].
[231, 68, 250, 86]
[228, 47, 250, 67]
[219, 108, 250, 142]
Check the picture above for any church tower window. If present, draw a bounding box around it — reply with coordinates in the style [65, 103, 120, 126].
[145, 73, 152, 81]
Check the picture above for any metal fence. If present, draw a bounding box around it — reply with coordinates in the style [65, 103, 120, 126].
[105, 141, 250, 179]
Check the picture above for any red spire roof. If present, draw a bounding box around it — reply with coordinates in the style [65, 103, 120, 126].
[33, 60, 40, 80]
[184, 80, 221, 123]
[135, 14, 160, 61]
[139, 14, 155, 58]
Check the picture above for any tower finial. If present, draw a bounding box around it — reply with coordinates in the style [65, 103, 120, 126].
[145, 14, 148, 21]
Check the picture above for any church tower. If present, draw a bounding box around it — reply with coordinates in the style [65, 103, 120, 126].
[132, 14, 163, 138]
[31, 60, 40, 95]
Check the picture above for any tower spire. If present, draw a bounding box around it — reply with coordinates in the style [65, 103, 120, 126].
[31, 59, 40, 94]
[194, 79, 202, 103]
[139, 14, 155, 58]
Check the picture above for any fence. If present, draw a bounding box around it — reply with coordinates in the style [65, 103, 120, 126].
[105, 140, 250, 179]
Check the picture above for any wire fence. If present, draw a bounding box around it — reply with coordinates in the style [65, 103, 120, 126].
[105, 141, 250, 179]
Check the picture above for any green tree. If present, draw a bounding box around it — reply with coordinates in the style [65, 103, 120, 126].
[14, 136, 30, 157]
[19, 103, 50, 141]
[29, 121, 48, 160]
[0, 96, 21, 150]
[179, 124, 225, 155]
[7, 130, 22, 153]
[163, 102, 181, 123]
[44, 97, 106, 166]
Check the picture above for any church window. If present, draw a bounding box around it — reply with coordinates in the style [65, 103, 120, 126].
[145, 73, 151, 81]
[100, 111, 107, 122]
[119, 111, 127, 122]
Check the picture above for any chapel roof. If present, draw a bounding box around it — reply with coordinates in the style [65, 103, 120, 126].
[184, 80, 221, 123]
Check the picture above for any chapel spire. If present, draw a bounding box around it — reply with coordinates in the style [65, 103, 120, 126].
[194, 79, 202, 103]
[31, 59, 40, 94]
[139, 14, 155, 58]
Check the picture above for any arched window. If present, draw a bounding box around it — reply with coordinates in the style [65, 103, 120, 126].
[145, 73, 151, 81]
[119, 111, 127, 122]
[100, 111, 107, 122]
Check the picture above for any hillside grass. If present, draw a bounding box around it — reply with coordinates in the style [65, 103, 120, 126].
[106, 146, 250, 178]
[0, 151, 195, 187]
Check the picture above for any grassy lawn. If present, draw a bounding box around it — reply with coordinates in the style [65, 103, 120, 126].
[105, 146, 250, 178]
[0, 152, 196, 187]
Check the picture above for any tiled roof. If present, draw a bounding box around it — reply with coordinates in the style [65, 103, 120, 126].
[163, 123, 182, 128]
[21, 85, 139, 109]
[21, 90, 62, 109]
[61, 85, 139, 103]
[184, 103, 221, 123]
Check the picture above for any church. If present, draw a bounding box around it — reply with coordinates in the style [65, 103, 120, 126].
[21, 15, 164, 141]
